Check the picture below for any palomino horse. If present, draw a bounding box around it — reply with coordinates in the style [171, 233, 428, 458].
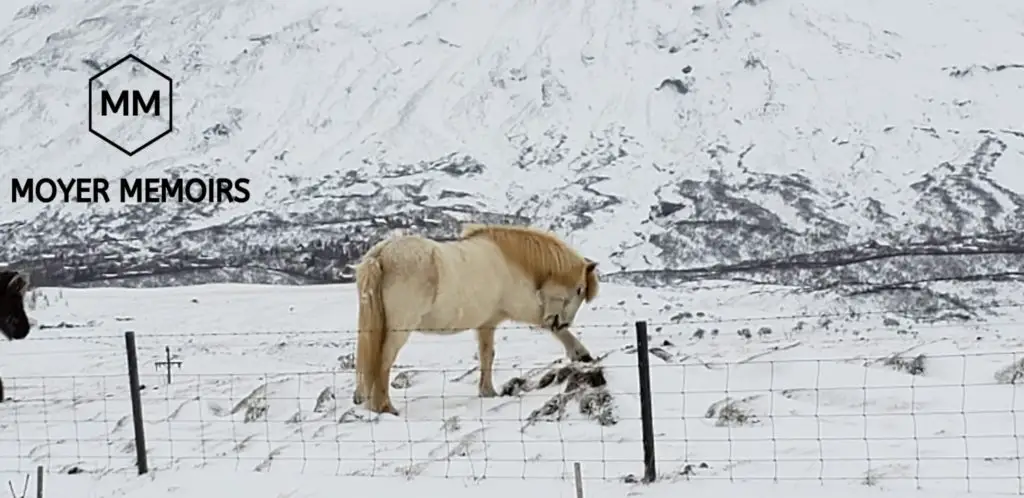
[353, 223, 599, 415]
[0, 270, 32, 402]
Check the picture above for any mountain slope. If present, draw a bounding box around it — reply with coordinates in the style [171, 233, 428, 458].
[1, 0, 1022, 289]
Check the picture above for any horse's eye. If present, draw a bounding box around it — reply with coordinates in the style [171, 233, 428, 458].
[576, 287, 584, 296]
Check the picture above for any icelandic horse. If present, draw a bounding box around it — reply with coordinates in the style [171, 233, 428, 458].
[0, 271, 33, 402]
[352, 224, 599, 415]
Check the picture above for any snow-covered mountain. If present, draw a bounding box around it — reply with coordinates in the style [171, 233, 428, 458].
[1, 0, 1023, 291]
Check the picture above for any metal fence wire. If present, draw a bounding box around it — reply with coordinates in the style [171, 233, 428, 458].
[1, 321, 1022, 494]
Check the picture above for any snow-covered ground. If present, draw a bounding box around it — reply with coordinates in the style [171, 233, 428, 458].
[6, 472, 1021, 498]
[2, 472, 1020, 498]
[2, 282, 1024, 497]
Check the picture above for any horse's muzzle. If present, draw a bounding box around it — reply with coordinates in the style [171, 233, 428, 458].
[1, 317, 29, 340]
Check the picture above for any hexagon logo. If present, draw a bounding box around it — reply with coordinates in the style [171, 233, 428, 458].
[88, 54, 173, 157]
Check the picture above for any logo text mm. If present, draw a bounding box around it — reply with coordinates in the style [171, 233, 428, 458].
[88, 54, 174, 157]
[101, 90, 161, 117]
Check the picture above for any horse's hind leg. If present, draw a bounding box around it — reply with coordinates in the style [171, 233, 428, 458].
[369, 330, 411, 415]
[551, 328, 594, 363]
[352, 373, 366, 404]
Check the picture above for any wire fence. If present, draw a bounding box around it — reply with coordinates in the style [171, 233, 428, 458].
[1, 318, 1024, 493]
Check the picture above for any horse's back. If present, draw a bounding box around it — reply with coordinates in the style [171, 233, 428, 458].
[368, 235, 437, 275]
[360, 231, 539, 332]
[433, 237, 514, 294]
[421, 237, 532, 331]
[359, 235, 439, 328]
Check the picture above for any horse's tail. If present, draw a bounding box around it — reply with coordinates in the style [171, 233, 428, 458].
[355, 249, 388, 401]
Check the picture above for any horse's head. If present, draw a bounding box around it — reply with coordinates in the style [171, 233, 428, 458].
[460, 224, 600, 332]
[0, 271, 31, 340]
[539, 259, 599, 331]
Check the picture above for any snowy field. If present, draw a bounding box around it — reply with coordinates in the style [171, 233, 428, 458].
[2, 281, 1024, 498]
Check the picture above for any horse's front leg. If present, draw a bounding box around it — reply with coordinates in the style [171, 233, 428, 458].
[476, 326, 498, 397]
[551, 328, 594, 363]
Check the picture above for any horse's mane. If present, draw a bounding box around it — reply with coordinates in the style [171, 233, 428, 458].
[460, 223, 598, 301]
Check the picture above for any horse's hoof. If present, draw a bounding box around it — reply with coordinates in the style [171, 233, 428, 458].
[577, 353, 595, 363]
[479, 386, 498, 398]
[370, 400, 399, 416]
[352, 392, 364, 405]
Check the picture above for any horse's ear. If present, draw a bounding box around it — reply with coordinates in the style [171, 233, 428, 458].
[583, 259, 599, 302]
[7, 272, 29, 294]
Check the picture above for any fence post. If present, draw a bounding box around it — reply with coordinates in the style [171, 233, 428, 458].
[124, 331, 149, 475]
[35, 465, 42, 498]
[573, 461, 584, 498]
[634, 320, 657, 483]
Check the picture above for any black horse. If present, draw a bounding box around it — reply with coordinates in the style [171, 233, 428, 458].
[0, 270, 32, 402]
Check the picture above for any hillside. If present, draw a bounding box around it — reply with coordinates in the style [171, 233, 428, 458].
[0, 0, 1022, 292]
